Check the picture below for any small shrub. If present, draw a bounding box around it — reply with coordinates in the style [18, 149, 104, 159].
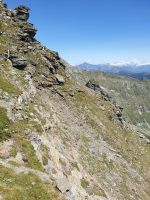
[0, 107, 10, 141]
[92, 185, 107, 197]
[81, 178, 89, 189]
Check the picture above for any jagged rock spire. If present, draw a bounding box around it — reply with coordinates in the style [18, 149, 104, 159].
[13, 5, 30, 21]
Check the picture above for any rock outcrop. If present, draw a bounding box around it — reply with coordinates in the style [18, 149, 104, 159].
[86, 80, 124, 123]
[9, 54, 28, 69]
[20, 22, 37, 40]
[0, 0, 65, 86]
[13, 5, 30, 21]
[86, 80, 115, 102]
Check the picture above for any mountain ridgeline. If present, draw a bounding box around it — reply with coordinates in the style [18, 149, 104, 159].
[77, 62, 150, 80]
[0, 1, 150, 200]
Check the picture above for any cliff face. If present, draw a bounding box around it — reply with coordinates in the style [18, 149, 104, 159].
[0, 1, 150, 200]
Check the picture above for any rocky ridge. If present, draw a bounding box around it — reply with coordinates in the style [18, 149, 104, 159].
[0, 1, 150, 200]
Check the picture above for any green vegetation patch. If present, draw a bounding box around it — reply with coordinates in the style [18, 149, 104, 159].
[8, 120, 29, 135]
[0, 35, 8, 53]
[8, 161, 21, 167]
[41, 145, 49, 166]
[10, 147, 18, 158]
[0, 75, 20, 95]
[71, 162, 80, 171]
[0, 165, 64, 200]
[17, 137, 44, 172]
[0, 107, 10, 141]
[81, 178, 89, 189]
[0, 107, 9, 130]
[92, 185, 107, 197]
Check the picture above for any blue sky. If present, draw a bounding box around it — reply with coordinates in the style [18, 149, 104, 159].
[5, 0, 150, 65]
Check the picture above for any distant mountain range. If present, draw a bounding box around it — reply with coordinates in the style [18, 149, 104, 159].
[76, 62, 150, 79]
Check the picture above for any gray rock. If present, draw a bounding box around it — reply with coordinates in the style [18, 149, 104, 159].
[13, 5, 30, 21]
[146, 139, 150, 144]
[37, 80, 53, 88]
[18, 33, 30, 42]
[0, 53, 6, 60]
[9, 55, 28, 69]
[116, 110, 122, 117]
[59, 59, 66, 69]
[55, 74, 65, 84]
[56, 177, 71, 193]
[86, 80, 114, 102]
[69, 90, 75, 97]
[21, 23, 37, 39]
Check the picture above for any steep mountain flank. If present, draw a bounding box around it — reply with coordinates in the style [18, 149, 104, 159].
[67, 66, 150, 138]
[0, 1, 150, 200]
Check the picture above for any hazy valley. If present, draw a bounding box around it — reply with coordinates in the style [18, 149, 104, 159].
[77, 62, 150, 80]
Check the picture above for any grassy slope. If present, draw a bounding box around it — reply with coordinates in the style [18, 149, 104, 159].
[56, 78, 150, 199]
[0, 165, 63, 200]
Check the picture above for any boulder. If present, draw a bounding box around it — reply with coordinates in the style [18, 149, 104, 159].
[55, 74, 65, 84]
[56, 177, 71, 193]
[21, 23, 37, 39]
[13, 5, 30, 21]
